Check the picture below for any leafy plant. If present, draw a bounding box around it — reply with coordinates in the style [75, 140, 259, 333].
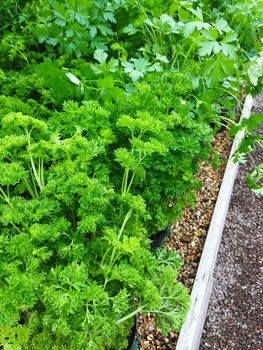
[23, 0, 120, 57]
[0, 110, 190, 349]
[229, 113, 263, 195]
[109, 73, 213, 232]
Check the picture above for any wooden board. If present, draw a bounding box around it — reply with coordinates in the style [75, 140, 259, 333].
[175, 95, 254, 350]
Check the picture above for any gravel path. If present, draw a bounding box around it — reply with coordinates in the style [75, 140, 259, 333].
[200, 94, 263, 350]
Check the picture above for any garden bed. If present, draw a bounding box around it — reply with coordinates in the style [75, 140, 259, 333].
[137, 95, 254, 350]
[0, 2, 262, 349]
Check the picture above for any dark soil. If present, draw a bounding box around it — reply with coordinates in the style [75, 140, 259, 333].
[200, 93, 263, 350]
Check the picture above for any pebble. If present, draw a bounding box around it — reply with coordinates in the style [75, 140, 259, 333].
[142, 341, 149, 349]
[204, 342, 211, 348]
[181, 234, 191, 242]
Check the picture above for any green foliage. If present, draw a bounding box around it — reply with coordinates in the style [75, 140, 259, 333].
[210, 0, 263, 52]
[37, 59, 83, 104]
[229, 113, 263, 195]
[34, 0, 118, 55]
[0, 0, 262, 348]
[0, 110, 190, 349]
[110, 74, 213, 231]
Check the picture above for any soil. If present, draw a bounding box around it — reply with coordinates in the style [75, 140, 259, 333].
[200, 94, 263, 350]
[137, 130, 233, 350]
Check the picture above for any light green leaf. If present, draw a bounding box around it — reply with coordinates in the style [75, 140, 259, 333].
[122, 24, 139, 35]
[97, 24, 113, 36]
[103, 11, 116, 23]
[221, 42, 237, 58]
[65, 72, 80, 86]
[122, 59, 149, 82]
[131, 58, 149, 71]
[183, 21, 210, 37]
[215, 18, 231, 33]
[94, 49, 108, 64]
[188, 7, 203, 21]
[222, 32, 238, 43]
[199, 41, 215, 56]
[107, 58, 119, 72]
[156, 54, 169, 63]
[247, 60, 263, 86]
[202, 28, 218, 41]
[148, 62, 162, 72]
[89, 26, 97, 38]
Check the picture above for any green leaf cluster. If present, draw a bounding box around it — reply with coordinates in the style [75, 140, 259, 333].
[0, 106, 191, 349]
[229, 113, 263, 195]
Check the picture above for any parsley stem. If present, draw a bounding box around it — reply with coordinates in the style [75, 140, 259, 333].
[108, 209, 133, 270]
[26, 130, 44, 192]
[0, 187, 9, 203]
[126, 171, 136, 194]
[10, 222, 23, 235]
[182, 41, 196, 70]
[116, 305, 145, 325]
[117, 209, 133, 241]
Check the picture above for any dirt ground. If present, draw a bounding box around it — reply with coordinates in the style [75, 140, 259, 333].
[200, 94, 263, 350]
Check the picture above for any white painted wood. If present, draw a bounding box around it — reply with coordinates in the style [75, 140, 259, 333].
[175, 94, 254, 350]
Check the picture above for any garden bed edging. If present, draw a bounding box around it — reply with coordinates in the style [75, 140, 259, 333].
[175, 94, 254, 350]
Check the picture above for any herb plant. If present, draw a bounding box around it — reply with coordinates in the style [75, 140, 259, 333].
[0, 112, 189, 349]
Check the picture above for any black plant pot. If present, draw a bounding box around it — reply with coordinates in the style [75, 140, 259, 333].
[115, 226, 172, 350]
[150, 223, 173, 250]
[126, 320, 140, 350]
